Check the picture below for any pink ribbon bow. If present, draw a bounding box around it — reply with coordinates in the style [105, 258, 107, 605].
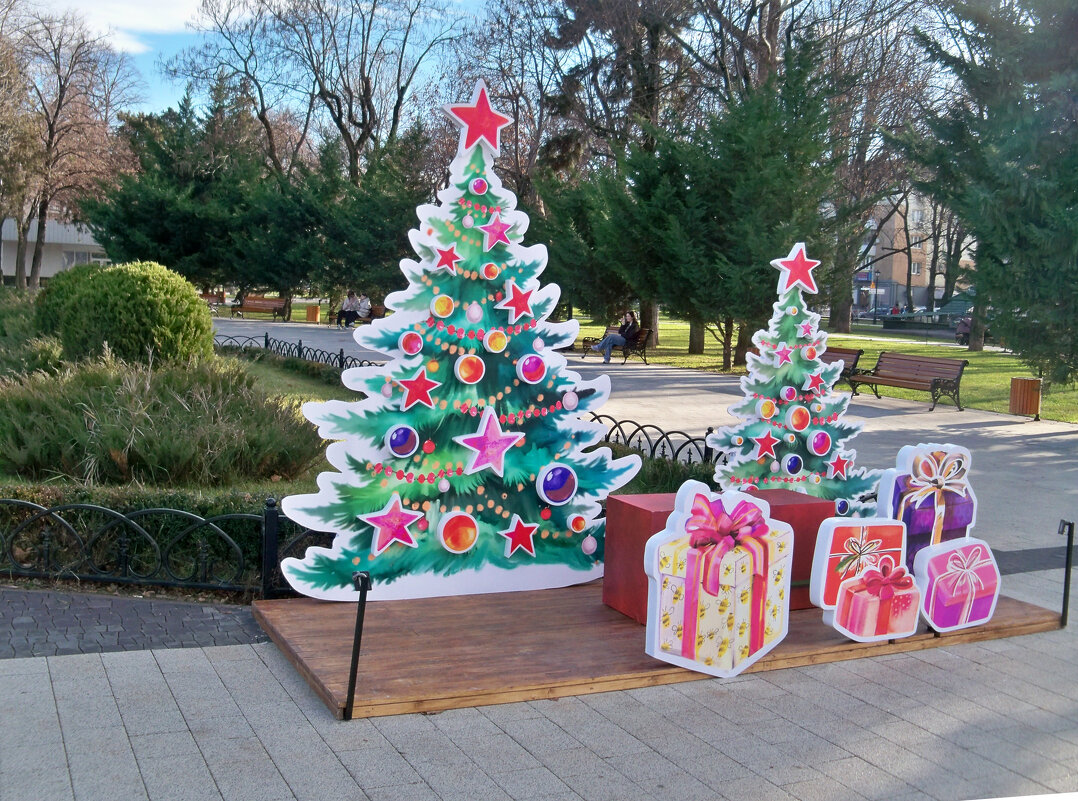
[860, 560, 914, 601]
[685, 495, 768, 550]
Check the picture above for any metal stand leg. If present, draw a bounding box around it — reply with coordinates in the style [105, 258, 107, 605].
[1061, 520, 1074, 628]
[343, 571, 371, 721]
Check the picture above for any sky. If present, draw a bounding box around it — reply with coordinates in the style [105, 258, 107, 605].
[40, 0, 203, 112]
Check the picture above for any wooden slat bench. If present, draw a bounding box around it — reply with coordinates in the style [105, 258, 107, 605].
[329, 304, 386, 327]
[230, 296, 287, 320]
[581, 326, 619, 353]
[819, 346, 864, 388]
[848, 351, 969, 410]
[200, 292, 225, 316]
[581, 328, 651, 364]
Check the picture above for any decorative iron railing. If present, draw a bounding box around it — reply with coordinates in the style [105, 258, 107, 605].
[588, 414, 725, 465]
[214, 332, 382, 370]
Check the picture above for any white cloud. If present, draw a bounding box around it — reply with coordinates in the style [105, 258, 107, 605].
[38, 0, 202, 52]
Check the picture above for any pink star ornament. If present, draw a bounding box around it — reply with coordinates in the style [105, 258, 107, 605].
[454, 407, 524, 477]
[479, 212, 513, 251]
[360, 493, 423, 557]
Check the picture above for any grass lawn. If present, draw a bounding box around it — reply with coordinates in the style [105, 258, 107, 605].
[569, 315, 1078, 423]
[229, 356, 359, 404]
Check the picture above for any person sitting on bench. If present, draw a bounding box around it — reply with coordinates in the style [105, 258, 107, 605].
[590, 311, 639, 364]
[338, 290, 370, 328]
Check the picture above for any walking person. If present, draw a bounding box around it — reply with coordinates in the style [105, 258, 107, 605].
[590, 311, 640, 364]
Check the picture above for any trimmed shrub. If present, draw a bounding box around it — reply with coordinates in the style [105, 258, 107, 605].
[33, 263, 99, 335]
[58, 261, 213, 363]
[0, 356, 325, 486]
[609, 441, 717, 495]
[0, 288, 63, 378]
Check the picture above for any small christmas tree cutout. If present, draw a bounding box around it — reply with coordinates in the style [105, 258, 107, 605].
[281, 80, 640, 600]
[707, 243, 880, 515]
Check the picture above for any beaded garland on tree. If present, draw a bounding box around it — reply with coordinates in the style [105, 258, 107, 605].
[280, 80, 640, 600]
[707, 244, 880, 515]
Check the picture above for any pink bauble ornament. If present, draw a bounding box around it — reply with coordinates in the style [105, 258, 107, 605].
[533, 337, 545, 351]
[438, 478, 450, 492]
[770, 460, 780, 472]
[471, 177, 488, 195]
[381, 383, 393, 398]
[462, 215, 474, 228]
[581, 535, 597, 555]
[780, 386, 798, 402]
[466, 304, 483, 323]
[562, 390, 579, 411]
[399, 331, 423, 356]
[809, 430, 832, 456]
[517, 354, 546, 384]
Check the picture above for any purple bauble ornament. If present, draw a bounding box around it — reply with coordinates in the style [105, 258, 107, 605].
[385, 425, 419, 458]
[537, 464, 577, 505]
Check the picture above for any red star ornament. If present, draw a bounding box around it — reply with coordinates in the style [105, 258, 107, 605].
[804, 372, 826, 393]
[398, 368, 441, 411]
[499, 514, 539, 557]
[442, 79, 513, 156]
[494, 280, 534, 324]
[453, 407, 524, 477]
[361, 493, 423, 557]
[773, 344, 793, 365]
[771, 242, 820, 295]
[435, 245, 462, 275]
[754, 430, 780, 459]
[828, 453, 851, 479]
[479, 212, 512, 251]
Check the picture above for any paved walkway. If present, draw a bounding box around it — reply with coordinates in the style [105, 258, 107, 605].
[2, 328, 1076, 801]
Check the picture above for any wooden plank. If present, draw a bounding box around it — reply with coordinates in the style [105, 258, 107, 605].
[252, 584, 1060, 720]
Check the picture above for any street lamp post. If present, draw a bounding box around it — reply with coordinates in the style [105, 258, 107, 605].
[872, 270, 881, 323]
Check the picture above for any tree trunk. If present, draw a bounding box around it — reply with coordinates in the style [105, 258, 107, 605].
[688, 319, 705, 354]
[721, 315, 734, 371]
[14, 222, 28, 290]
[734, 323, 752, 366]
[639, 301, 659, 345]
[29, 198, 49, 289]
[968, 295, 987, 352]
[831, 292, 853, 334]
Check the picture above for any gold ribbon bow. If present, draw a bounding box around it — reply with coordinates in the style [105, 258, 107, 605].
[897, 450, 970, 545]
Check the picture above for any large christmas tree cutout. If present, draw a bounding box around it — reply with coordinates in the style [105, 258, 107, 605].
[281, 81, 640, 600]
[707, 244, 879, 515]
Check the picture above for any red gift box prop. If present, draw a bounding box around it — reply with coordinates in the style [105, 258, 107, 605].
[604, 489, 831, 623]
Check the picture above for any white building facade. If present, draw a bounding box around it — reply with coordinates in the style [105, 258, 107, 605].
[1, 220, 108, 285]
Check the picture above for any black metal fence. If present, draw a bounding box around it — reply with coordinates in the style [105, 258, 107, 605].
[214, 332, 382, 371]
[588, 414, 724, 465]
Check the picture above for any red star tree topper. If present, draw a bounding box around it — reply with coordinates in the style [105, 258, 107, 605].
[707, 244, 879, 515]
[278, 80, 640, 601]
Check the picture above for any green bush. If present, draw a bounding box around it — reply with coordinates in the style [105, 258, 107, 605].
[608, 441, 717, 495]
[0, 288, 63, 378]
[0, 356, 325, 486]
[33, 263, 99, 335]
[58, 261, 213, 363]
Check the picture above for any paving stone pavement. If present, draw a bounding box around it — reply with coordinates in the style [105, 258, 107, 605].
[0, 588, 267, 659]
[1, 331, 1075, 801]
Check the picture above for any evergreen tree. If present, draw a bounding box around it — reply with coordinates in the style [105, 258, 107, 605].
[904, 0, 1078, 385]
[281, 81, 640, 600]
[707, 244, 880, 515]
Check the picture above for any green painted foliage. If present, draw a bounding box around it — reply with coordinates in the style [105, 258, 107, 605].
[57, 261, 213, 364]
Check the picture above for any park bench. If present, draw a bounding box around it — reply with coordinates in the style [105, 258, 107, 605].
[581, 326, 619, 353]
[819, 346, 864, 388]
[328, 304, 386, 327]
[230, 296, 287, 320]
[581, 328, 652, 364]
[848, 351, 969, 410]
[200, 292, 225, 316]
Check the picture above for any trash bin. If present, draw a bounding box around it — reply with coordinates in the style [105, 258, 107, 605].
[1009, 377, 1041, 419]
[305, 305, 321, 323]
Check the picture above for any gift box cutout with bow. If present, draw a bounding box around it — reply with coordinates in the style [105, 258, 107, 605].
[809, 518, 907, 610]
[644, 480, 793, 678]
[876, 443, 978, 571]
[913, 538, 1000, 632]
[831, 556, 921, 643]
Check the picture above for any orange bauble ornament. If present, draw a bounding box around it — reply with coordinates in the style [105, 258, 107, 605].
[439, 512, 478, 553]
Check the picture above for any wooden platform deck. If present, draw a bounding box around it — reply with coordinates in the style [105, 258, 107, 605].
[252, 582, 1061, 720]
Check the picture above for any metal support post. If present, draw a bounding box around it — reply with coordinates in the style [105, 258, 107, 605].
[343, 571, 372, 721]
[1061, 519, 1074, 628]
[261, 498, 279, 599]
